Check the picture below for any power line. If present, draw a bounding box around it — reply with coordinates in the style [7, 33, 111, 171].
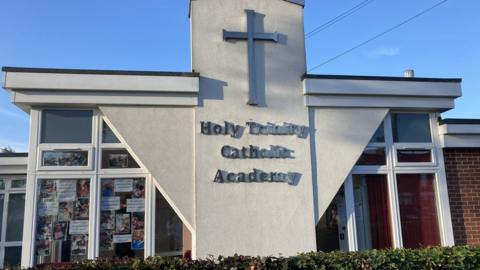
[305, 0, 375, 39]
[308, 0, 450, 72]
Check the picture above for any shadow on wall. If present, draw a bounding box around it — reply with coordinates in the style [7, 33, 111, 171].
[198, 76, 227, 107]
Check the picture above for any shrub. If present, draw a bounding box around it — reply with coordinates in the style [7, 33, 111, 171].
[29, 246, 480, 270]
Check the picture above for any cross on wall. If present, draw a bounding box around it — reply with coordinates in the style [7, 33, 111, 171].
[223, 10, 279, 106]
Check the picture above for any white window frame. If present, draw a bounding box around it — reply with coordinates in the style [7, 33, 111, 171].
[36, 108, 98, 172]
[95, 173, 153, 259]
[0, 176, 27, 268]
[344, 112, 454, 252]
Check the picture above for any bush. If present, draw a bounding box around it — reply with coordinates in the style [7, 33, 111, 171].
[30, 246, 480, 270]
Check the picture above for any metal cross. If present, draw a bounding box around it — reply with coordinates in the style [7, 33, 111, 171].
[223, 10, 279, 106]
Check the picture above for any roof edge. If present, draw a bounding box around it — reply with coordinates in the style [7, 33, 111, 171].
[2, 66, 200, 77]
[188, 0, 304, 18]
[439, 118, 480, 125]
[0, 153, 28, 158]
[303, 74, 462, 83]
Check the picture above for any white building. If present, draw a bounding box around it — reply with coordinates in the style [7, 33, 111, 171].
[1, 0, 480, 268]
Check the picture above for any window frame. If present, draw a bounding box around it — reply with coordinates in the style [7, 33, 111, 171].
[0, 176, 27, 267]
[345, 112, 453, 251]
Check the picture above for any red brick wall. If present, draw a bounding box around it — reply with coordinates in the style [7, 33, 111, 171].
[444, 148, 480, 246]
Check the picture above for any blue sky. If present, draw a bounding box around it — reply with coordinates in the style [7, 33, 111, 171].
[0, 0, 479, 152]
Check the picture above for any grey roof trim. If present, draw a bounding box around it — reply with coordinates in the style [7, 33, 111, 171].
[439, 118, 480, 125]
[2, 66, 199, 77]
[304, 74, 462, 83]
[0, 153, 28, 157]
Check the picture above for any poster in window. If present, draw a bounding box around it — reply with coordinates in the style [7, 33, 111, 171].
[57, 180, 77, 202]
[101, 197, 120, 211]
[77, 179, 90, 198]
[40, 180, 56, 202]
[132, 213, 144, 230]
[102, 180, 114, 197]
[37, 217, 53, 241]
[75, 198, 89, 219]
[36, 240, 51, 256]
[115, 213, 131, 234]
[38, 201, 59, 217]
[126, 198, 145, 213]
[71, 235, 88, 256]
[113, 234, 132, 243]
[100, 230, 114, 250]
[108, 153, 129, 168]
[69, 220, 89, 235]
[58, 202, 74, 221]
[133, 179, 145, 198]
[114, 179, 133, 193]
[131, 230, 144, 250]
[53, 222, 68, 240]
[101, 211, 115, 230]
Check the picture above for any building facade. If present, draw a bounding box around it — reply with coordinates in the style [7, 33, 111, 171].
[1, 0, 480, 268]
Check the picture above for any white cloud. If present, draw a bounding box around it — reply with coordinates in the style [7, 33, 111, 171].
[369, 46, 400, 57]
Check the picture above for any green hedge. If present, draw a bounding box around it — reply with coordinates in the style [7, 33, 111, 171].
[29, 246, 480, 270]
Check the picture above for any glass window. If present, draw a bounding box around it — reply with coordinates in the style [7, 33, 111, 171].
[370, 123, 385, 143]
[0, 194, 4, 234]
[392, 113, 432, 143]
[4, 246, 22, 267]
[396, 174, 440, 248]
[155, 190, 185, 256]
[102, 149, 140, 169]
[41, 110, 93, 144]
[35, 179, 90, 264]
[0, 180, 5, 190]
[6, 193, 26, 241]
[316, 187, 348, 252]
[11, 179, 26, 188]
[99, 178, 145, 258]
[42, 150, 88, 167]
[353, 175, 392, 250]
[102, 121, 121, 144]
[356, 147, 386, 166]
[397, 149, 432, 163]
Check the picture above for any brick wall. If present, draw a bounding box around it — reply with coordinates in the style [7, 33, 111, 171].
[444, 148, 480, 246]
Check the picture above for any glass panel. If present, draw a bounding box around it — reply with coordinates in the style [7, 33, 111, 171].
[6, 193, 26, 241]
[41, 110, 93, 143]
[35, 179, 90, 264]
[0, 194, 4, 240]
[397, 149, 432, 163]
[392, 113, 432, 143]
[396, 174, 440, 248]
[353, 175, 392, 250]
[102, 121, 121, 144]
[99, 178, 145, 258]
[102, 149, 140, 169]
[11, 179, 26, 188]
[370, 123, 385, 143]
[356, 147, 386, 166]
[155, 190, 184, 256]
[316, 187, 348, 252]
[0, 179, 5, 190]
[4, 246, 22, 267]
[42, 151, 88, 167]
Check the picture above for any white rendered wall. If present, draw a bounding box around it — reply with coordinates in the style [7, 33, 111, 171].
[99, 106, 195, 231]
[191, 0, 316, 257]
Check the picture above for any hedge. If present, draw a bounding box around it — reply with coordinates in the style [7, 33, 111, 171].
[21, 246, 480, 270]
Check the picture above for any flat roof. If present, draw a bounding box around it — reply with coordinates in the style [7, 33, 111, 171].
[2, 66, 200, 78]
[304, 74, 462, 83]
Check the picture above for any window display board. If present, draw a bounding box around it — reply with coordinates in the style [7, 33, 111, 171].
[100, 178, 145, 258]
[35, 179, 90, 264]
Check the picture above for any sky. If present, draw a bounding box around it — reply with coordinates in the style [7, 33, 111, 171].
[0, 0, 479, 152]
